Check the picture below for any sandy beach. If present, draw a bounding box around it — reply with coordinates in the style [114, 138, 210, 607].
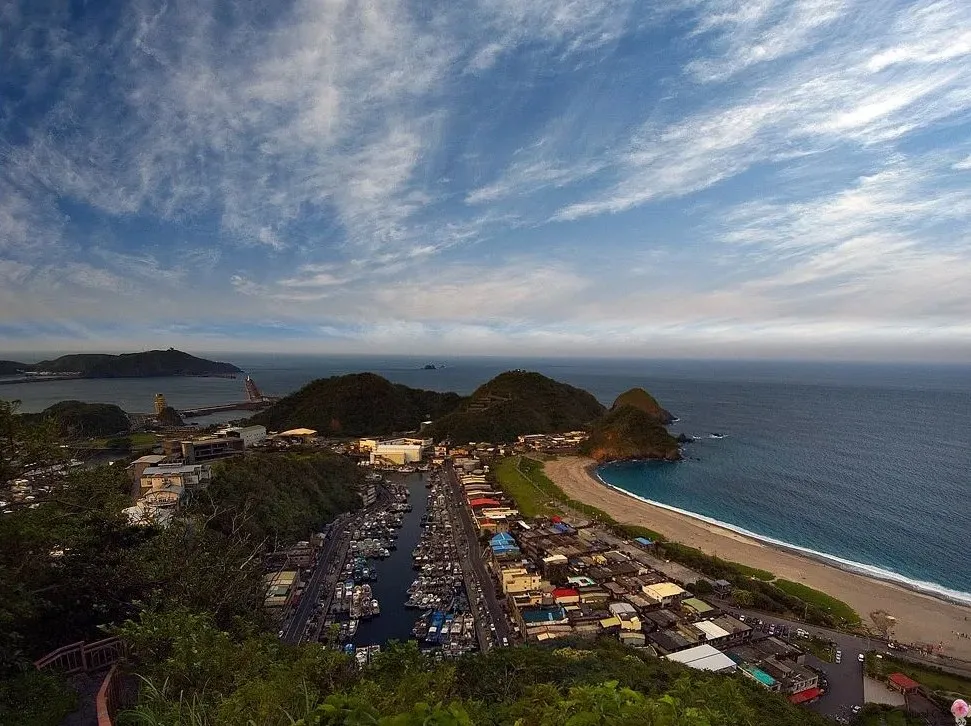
[545, 456, 971, 661]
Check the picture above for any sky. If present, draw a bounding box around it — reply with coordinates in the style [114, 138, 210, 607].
[2, 0, 971, 360]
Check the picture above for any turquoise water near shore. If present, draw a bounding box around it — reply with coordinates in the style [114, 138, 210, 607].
[4, 354, 970, 602]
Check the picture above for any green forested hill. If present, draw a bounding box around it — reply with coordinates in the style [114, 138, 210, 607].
[24, 400, 131, 438]
[425, 370, 606, 443]
[581, 404, 682, 462]
[207, 453, 363, 541]
[251, 372, 462, 437]
[30, 348, 241, 377]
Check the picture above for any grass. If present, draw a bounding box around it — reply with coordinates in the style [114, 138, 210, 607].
[494, 457, 561, 517]
[867, 652, 971, 698]
[801, 635, 835, 663]
[858, 706, 922, 726]
[773, 579, 861, 626]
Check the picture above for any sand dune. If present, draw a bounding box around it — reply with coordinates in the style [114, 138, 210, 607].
[545, 456, 971, 661]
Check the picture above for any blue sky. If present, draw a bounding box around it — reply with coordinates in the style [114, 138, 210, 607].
[2, 0, 971, 360]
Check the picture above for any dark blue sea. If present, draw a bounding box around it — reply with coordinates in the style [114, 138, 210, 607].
[4, 354, 969, 602]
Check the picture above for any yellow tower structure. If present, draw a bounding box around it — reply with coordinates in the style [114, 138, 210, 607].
[154, 393, 167, 416]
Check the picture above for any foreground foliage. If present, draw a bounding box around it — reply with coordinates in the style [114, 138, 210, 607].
[117, 610, 831, 726]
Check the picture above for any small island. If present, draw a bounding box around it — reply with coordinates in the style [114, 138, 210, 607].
[579, 387, 682, 463]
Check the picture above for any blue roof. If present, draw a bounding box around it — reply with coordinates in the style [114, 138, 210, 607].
[552, 523, 571, 533]
[635, 537, 653, 546]
[491, 532, 515, 545]
[745, 666, 777, 687]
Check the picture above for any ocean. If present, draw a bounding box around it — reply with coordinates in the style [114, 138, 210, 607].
[3, 354, 969, 603]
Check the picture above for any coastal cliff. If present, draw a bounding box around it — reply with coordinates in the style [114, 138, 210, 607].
[581, 403, 681, 463]
[29, 349, 241, 378]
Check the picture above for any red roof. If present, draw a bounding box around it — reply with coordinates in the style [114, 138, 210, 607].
[551, 516, 563, 523]
[788, 687, 822, 705]
[888, 673, 919, 691]
[551, 587, 579, 599]
[469, 497, 500, 507]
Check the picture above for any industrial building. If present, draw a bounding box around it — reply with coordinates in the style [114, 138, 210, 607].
[362, 437, 432, 465]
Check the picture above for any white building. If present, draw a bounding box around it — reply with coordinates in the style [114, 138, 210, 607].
[139, 464, 212, 496]
[665, 644, 737, 673]
[216, 425, 267, 447]
[368, 437, 432, 465]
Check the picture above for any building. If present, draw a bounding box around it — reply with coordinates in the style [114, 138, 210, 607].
[642, 582, 687, 606]
[264, 570, 301, 611]
[215, 424, 266, 447]
[153, 393, 167, 416]
[682, 597, 716, 618]
[888, 673, 920, 695]
[500, 566, 542, 595]
[665, 644, 737, 673]
[179, 435, 245, 463]
[127, 454, 172, 492]
[713, 579, 733, 598]
[368, 438, 432, 465]
[138, 464, 212, 496]
[552, 588, 581, 605]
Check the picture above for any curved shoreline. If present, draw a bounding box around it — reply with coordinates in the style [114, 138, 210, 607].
[545, 456, 971, 660]
[594, 465, 971, 608]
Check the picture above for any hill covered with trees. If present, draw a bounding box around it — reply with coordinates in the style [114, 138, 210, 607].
[251, 373, 462, 437]
[24, 400, 131, 438]
[425, 371, 606, 443]
[611, 387, 675, 424]
[208, 453, 363, 542]
[30, 348, 241, 378]
[581, 404, 682, 463]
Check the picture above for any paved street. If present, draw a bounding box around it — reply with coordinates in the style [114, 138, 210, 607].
[443, 464, 511, 648]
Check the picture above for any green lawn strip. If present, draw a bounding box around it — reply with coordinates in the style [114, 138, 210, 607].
[494, 457, 560, 517]
[773, 579, 860, 626]
[801, 636, 835, 662]
[868, 653, 971, 698]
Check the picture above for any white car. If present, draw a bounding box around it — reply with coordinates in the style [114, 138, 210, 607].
[835, 650, 842, 663]
[858, 653, 865, 662]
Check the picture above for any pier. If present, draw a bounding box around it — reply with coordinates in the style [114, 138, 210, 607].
[177, 399, 277, 418]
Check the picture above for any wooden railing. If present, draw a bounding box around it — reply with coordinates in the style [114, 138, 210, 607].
[36, 637, 130, 726]
[95, 664, 127, 726]
[34, 636, 123, 674]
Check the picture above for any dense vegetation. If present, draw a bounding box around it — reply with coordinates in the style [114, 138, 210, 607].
[426, 371, 606, 443]
[117, 610, 832, 726]
[22, 400, 131, 438]
[611, 387, 675, 423]
[30, 348, 241, 377]
[252, 373, 462, 437]
[209, 453, 363, 543]
[581, 405, 682, 462]
[0, 401, 365, 724]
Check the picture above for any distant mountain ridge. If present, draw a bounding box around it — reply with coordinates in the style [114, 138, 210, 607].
[29, 349, 241, 378]
[424, 370, 606, 443]
[250, 373, 462, 437]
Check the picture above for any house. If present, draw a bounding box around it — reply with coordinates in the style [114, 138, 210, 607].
[713, 579, 733, 598]
[500, 566, 542, 595]
[138, 463, 212, 497]
[552, 587, 581, 605]
[642, 582, 687, 606]
[682, 597, 716, 618]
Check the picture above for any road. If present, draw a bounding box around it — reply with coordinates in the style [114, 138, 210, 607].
[281, 515, 348, 643]
[442, 464, 511, 648]
[727, 608, 868, 720]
